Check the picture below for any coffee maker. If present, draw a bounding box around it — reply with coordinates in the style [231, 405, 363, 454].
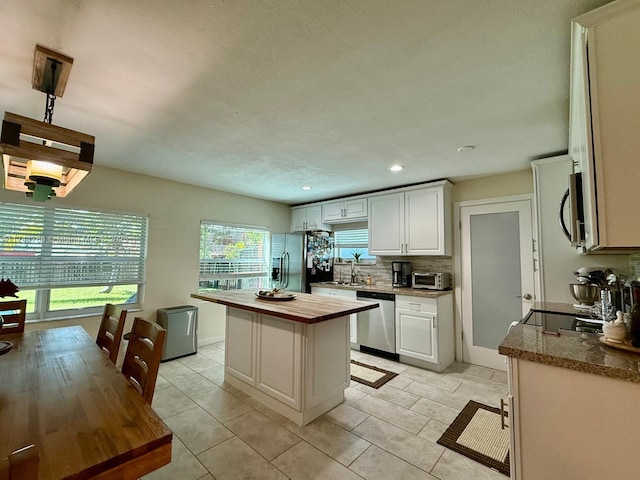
[392, 261, 412, 287]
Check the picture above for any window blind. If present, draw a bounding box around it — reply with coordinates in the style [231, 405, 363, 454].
[199, 222, 269, 282]
[0, 202, 148, 289]
[334, 228, 368, 248]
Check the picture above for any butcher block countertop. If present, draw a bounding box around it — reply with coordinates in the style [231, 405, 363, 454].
[191, 290, 378, 324]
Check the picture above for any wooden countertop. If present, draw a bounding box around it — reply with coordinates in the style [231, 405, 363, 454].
[191, 290, 378, 324]
[310, 282, 453, 298]
[0, 325, 172, 479]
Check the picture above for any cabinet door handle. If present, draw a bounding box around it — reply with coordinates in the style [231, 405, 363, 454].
[500, 398, 509, 430]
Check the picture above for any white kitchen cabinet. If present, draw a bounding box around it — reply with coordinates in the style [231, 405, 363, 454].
[225, 308, 257, 385]
[322, 198, 368, 223]
[256, 314, 303, 409]
[395, 294, 454, 372]
[506, 356, 640, 479]
[224, 306, 350, 426]
[290, 205, 329, 232]
[368, 181, 452, 256]
[569, 0, 640, 249]
[312, 286, 358, 347]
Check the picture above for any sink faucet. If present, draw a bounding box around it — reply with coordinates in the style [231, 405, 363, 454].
[351, 262, 357, 284]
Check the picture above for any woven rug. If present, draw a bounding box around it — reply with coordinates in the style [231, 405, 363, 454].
[350, 360, 398, 389]
[437, 400, 510, 476]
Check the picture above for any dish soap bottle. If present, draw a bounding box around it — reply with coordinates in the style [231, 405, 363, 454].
[630, 284, 640, 348]
[366, 274, 372, 285]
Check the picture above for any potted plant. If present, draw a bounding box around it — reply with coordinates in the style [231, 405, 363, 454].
[352, 250, 363, 263]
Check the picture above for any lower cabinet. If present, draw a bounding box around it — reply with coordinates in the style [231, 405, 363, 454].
[395, 294, 454, 372]
[506, 356, 640, 479]
[256, 314, 303, 410]
[311, 287, 358, 348]
[224, 307, 350, 426]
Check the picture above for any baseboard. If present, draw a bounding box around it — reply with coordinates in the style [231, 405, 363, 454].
[198, 334, 225, 346]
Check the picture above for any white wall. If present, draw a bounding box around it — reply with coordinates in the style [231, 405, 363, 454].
[2, 165, 291, 343]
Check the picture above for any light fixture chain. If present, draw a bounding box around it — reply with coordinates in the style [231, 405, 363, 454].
[44, 93, 56, 124]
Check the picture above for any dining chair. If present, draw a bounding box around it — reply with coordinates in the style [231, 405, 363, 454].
[0, 444, 39, 480]
[95, 303, 127, 364]
[0, 300, 27, 335]
[121, 317, 166, 404]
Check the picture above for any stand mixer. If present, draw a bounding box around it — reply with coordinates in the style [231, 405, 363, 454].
[571, 267, 627, 320]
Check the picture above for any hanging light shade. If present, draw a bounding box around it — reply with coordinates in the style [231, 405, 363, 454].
[0, 45, 94, 202]
[24, 160, 64, 201]
[1, 112, 94, 201]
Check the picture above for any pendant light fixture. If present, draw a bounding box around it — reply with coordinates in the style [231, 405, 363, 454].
[0, 45, 94, 201]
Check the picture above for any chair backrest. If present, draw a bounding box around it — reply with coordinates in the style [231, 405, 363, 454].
[121, 317, 166, 404]
[1, 445, 39, 480]
[0, 300, 27, 335]
[96, 303, 127, 364]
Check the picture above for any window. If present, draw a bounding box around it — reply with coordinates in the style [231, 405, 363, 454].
[333, 225, 375, 262]
[199, 222, 270, 292]
[0, 201, 147, 319]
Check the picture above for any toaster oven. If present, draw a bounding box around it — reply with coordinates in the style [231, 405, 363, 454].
[412, 272, 451, 290]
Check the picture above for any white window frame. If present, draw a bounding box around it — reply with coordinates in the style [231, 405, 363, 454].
[199, 221, 271, 292]
[0, 201, 148, 320]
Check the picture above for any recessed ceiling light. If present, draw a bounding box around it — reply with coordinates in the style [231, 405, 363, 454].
[389, 164, 404, 172]
[457, 145, 476, 153]
[301, 186, 312, 191]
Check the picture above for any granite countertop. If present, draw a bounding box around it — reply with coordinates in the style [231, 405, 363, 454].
[191, 290, 378, 324]
[310, 282, 453, 298]
[499, 323, 640, 384]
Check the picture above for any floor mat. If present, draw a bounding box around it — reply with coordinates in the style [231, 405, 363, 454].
[437, 400, 510, 476]
[350, 360, 398, 389]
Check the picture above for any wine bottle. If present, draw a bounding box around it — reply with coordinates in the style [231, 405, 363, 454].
[630, 286, 640, 348]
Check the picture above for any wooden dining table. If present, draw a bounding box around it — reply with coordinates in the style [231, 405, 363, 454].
[0, 325, 172, 479]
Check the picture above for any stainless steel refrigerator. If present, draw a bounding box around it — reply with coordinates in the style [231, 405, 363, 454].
[271, 231, 333, 293]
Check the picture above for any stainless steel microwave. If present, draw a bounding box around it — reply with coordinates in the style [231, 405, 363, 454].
[412, 272, 451, 290]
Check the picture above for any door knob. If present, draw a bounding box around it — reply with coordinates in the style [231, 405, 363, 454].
[517, 293, 532, 300]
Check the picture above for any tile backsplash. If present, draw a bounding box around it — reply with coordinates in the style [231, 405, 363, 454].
[334, 256, 453, 286]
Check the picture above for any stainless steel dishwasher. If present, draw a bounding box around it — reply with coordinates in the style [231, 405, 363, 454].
[356, 291, 398, 360]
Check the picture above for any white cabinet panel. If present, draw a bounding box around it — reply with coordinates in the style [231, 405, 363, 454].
[368, 182, 451, 256]
[570, 2, 640, 249]
[322, 198, 368, 223]
[256, 315, 302, 409]
[290, 205, 328, 232]
[395, 294, 454, 372]
[225, 308, 257, 384]
[368, 192, 404, 255]
[396, 309, 437, 363]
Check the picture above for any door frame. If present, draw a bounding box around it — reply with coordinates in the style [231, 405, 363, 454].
[453, 194, 541, 362]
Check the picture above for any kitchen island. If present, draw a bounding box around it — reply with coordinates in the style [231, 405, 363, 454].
[499, 317, 640, 479]
[191, 290, 378, 426]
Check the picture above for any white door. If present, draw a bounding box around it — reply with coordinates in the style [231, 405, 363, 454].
[459, 197, 535, 371]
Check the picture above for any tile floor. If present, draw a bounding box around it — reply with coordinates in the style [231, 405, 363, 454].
[143, 343, 509, 480]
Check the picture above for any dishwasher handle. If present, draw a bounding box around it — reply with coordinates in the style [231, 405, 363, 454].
[356, 291, 395, 302]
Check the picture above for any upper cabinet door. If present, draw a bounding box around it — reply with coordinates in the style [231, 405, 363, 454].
[290, 208, 308, 232]
[344, 198, 367, 220]
[322, 198, 368, 223]
[321, 202, 344, 223]
[405, 188, 443, 255]
[571, 1, 640, 249]
[368, 192, 404, 256]
[305, 205, 323, 230]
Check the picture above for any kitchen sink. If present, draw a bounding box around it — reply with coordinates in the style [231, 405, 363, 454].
[316, 281, 362, 287]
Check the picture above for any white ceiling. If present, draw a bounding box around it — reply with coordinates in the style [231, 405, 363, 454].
[1, 0, 612, 204]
